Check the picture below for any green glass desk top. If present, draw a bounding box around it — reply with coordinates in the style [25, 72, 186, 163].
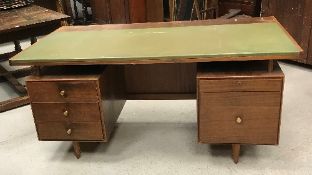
[10, 20, 302, 65]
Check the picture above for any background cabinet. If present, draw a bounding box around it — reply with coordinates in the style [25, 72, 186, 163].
[219, 0, 261, 16]
[261, 0, 312, 65]
[89, 0, 164, 23]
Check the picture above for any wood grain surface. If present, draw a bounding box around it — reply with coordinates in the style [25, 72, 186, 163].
[0, 5, 69, 33]
[197, 61, 284, 145]
[36, 122, 105, 141]
[31, 103, 102, 122]
[27, 66, 125, 142]
[27, 80, 99, 103]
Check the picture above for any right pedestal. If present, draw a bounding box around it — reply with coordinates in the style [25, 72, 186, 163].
[197, 61, 284, 163]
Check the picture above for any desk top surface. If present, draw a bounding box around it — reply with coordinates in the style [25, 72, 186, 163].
[10, 17, 302, 66]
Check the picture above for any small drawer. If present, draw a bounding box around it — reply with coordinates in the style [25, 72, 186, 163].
[36, 122, 105, 141]
[198, 92, 281, 144]
[199, 78, 283, 92]
[27, 81, 99, 102]
[31, 103, 102, 122]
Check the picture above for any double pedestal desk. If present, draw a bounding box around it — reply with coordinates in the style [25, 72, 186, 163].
[10, 17, 302, 163]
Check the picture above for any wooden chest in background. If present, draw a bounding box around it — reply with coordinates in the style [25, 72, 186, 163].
[89, 0, 164, 23]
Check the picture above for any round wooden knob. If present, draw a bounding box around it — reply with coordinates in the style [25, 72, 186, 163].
[60, 90, 66, 97]
[236, 117, 242, 124]
[63, 110, 69, 117]
[67, 129, 72, 135]
[237, 81, 242, 85]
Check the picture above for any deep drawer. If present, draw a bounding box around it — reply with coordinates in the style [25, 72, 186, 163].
[27, 81, 99, 102]
[36, 122, 105, 141]
[198, 91, 281, 144]
[199, 78, 283, 92]
[31, 103, 101, 122]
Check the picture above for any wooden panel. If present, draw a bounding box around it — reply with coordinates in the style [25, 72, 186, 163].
[126, 93, 196, 100]
[99, 66, 126, 138]
[261, 0, 312, 64]
[198, 92, 281, 144]
[129, 0, 146, 23]
[31, 103, 101, 122]
[90, 0, 163, 23]
[199, 79, 283, 92]
[36, 122, 104, 141]
[197, 60, 285, 79]
[27, 81, 99, 102]
[125, 63, 196, 95]
[90, 0, 111, 23]
[146, 0, 164, 22]
[308, 30, 312, 64]
[110, 0, 129, 23]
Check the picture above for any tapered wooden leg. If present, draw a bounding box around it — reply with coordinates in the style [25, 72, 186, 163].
[13, 41, 22, 52]
[73, 142, 81, 159]
[232, 144, 240, 164]
[30, 37, 37, 45]
[268, 60, 274, 72]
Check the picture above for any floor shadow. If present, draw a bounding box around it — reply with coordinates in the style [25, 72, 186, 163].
[51, 121, 197, 162]
[208, 144, 258, 158]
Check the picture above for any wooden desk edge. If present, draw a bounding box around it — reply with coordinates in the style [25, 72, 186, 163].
[271, 16, 304, 53]
[9, 53, 302, 66]
[56, 16, 278, 32]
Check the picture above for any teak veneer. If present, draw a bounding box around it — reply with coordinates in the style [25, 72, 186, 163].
[10, 17, 303, 163]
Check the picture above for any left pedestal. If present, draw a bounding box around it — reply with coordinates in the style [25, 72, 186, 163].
[26, 65, 126, 158]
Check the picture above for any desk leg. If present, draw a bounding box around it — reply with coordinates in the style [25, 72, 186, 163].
[268, 60, 274, 72]
[30, 37, 37, 45]
[73, 142, 81, 159]
[13, 41, 22, 52]
[232, 144, 240, 164]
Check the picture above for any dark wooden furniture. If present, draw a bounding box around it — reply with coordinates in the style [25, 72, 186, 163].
[34, 0, 73, 18]
[27, 66, 125, 158]
[10, 17, 302, 163]
[89, 0, 164, 24]
[219, 0, 261, 17]
[0, 0, 33, 10]
[197, 61, 284, 163]
[0, 5, 69, 112]
[262, 0, 312, 65]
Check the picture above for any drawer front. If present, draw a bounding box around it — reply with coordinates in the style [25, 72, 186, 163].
[198, 92, 281, 144]
[27, 81, 99, 102]
[199, 78, 283, 92]
[36, 122, 104, 141]
[31, 103, 101, 122]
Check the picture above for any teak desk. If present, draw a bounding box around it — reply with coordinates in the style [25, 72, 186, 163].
[10, 16, 302, 163]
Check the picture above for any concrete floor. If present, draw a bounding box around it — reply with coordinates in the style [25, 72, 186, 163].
[1, 42, 312, 175]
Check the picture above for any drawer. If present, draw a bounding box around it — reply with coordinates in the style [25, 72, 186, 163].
[36, 122, 105, 141]
[199, 78, 283, 92]
[27, 81, 99, 102]
[31, 103, 101, 122]
[198, 92, 281, 144]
